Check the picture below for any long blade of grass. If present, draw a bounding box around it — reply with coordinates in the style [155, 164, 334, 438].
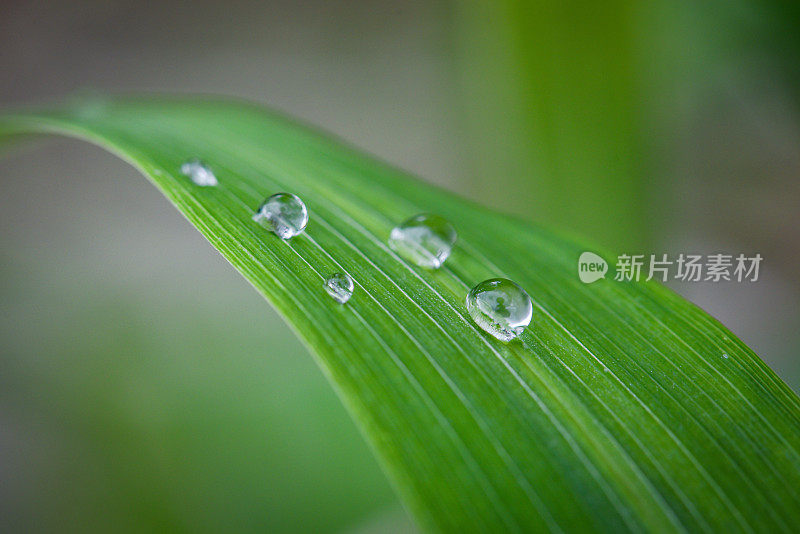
[2, 96, 799, 532]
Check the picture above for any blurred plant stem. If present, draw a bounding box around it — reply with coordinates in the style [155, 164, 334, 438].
[454, 0, 649, 251]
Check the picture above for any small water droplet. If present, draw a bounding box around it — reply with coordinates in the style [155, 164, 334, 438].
[180, 158, 218, 187]
[325, 272, 354, 304]
[466, 278, 532, 342]
[388, 213, 457, 269]
[252, 193, 308, 239]
[722, 353, 729, 359]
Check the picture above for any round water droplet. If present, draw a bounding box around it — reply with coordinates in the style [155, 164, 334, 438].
[180, 158, 218, 187]
[388, 213, 457, 269]
[252, 193, 309, 239]
[325, 272, 354, 304]
[466, 278, 532, 342]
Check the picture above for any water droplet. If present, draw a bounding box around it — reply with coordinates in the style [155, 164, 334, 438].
[388, 213, 457, 269]
[252, 193, 308, 239]
[180, 158, 218, 187]
[325, 272, 354, 304]
[722, 353, 729, 359]
[466, 278, 532, 342]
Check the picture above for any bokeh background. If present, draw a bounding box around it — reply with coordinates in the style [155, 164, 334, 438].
[1, 1, 798, 532]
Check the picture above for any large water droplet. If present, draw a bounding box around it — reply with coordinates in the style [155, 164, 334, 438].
[466, 278, 532, 342]
[180, 158, 218, 187]
[388, 214, 457, 269]
[325, 272, 354, 304]
[252, 193, 309, 239]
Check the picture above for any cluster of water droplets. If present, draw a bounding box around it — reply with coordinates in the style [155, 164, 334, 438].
[180, 157, 532, 339]
[388, 212, 532, 341]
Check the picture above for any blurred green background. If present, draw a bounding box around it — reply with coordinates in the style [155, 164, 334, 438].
[1, 0, 798, 532]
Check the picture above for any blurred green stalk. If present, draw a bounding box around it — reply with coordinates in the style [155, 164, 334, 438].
[454, 0, 648, 250]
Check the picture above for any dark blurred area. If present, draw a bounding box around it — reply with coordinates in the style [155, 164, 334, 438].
[1, 0, 798, 532]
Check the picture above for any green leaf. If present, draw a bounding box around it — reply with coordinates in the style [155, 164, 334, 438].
[2, 96, 799, 533]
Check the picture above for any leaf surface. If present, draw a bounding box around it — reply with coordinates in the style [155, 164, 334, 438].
[2, 96, 799, 533]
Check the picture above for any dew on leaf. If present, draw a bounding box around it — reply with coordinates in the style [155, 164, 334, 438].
[325, 272, 354, 304]
[388, 213, 457, 269]
[180, 158, 218, 187]
[466, 278, 532, 342]
[252, 193, 309, 239]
